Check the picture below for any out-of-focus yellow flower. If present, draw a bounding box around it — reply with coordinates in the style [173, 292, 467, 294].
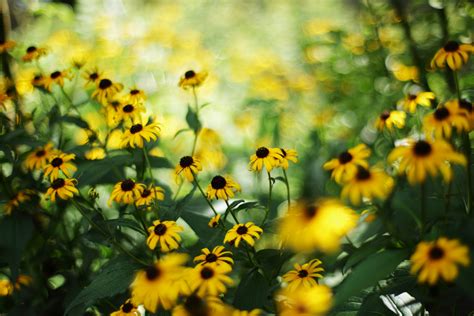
[85, 147, 106, 160]
[22, 46, 47, 62]
[341, 166, 394, 205]
[83, 67, 103, 87]
[43, 70, 71, 91]
[342, 33, 365, 55]
[423, 102, 470, 139]
[276, 284, 332, 316]
[178, 70, 208, 89]
[188, 264, 233, 297]
[250, 74, 288, 101]
[24, 143, 57, 171]
[125, 87, 146, 105]
[375, 110, 406, 131]
[172, 294, 227, 316]
[431, 41, 473, 71]
[0, 40, 15, 53]
[398, 91, 435, 113]
[4, 189, 36, 215]
[456, 99, 474, 130]
[323, 144, 371, 184]
[391, 63, 419, 82]
[0, 279, 13, 296]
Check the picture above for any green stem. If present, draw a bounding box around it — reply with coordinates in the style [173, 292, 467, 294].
[463, 134, 472, 214]
[133, 204, 149, 233]
[60, 85, 80, 116]
[142, 147, 154, 182]
[190, 86, 200, 156]
[193, 177, 219, 217]
[282, 169, 291, 210]
[420, 183, 426, 234]
[261, 171, 273, 226]
[224, 199, 239, 224]
[453, 71, 461, 100]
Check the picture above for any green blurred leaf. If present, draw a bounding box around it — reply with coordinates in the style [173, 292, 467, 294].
[105, 218, 144, 235]
[255, 249, 292, 280]
[174, 128, 192, 139]
[233, 269, 270, 310]
[343, 235, 391, 273]
[186, 105, 201, 132]
[76, 155, 130, 186]
[60, 115, 90, 129]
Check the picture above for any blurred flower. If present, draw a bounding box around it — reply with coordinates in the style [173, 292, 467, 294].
[0, 279, 13, 296]
[206, 175, 241, 200]
[388, 138, 466, 184]
[249, 146, 282, 172]
[232, 309, 261, 316]
[341, 166, 394, 205]
[43, 153, 77, 181]
[110, 299, 139, 316]
[0, 40, 15, 53]
[282, 259, 324, 291]
[43, 70, 70, 91]
[275, 148, 298, 169]
[194, 246, 233, 268]
[391, 63, 419, 82]
[278, 199, 358, 252]
[411, 237, 469, 285]
[117, 102, 146, 123]
[276, 284, 332, 316]
[208, 214, 221, 228]
[92, 78, 123, 105]
[175, 156, 202, 182]
[85, 147, 106, 160]
[398, 91, 435, 113]
[323, 144, 371, 184]
[135, 185, 165, 207]
[224, 222, 263, 247]
[431, 41, 473, 70]
[375, 110, 406, 131]
[24, 143, 56, 171]
[104, 98, 122, 127]
[22, 46, 47, 62]
[83, 67, 103, 87]
[457, 99, 474, 130]
[147, 220, 183, 252]
[423, 102, 470, 139]
[121, 120, 161, 148]
[178, 70, 208, 89]
[108, 179, 145, 205]
[189, 264, 233, 297]
[125, 87, 146, 105]
[45, 178, 78, 202]
[172, 294, 226, 316]
[4, 189, 36, 215]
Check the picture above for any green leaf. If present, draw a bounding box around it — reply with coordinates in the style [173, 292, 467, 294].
[60, 115, 90, 129]
[65, 256, 141, 314]
[255, 249, 292, 280]
[105, 218, 144, 235]
[233, 269, 270, 310]
[174, 128, 192, 139]
[185, 105, 201, 132]
[334, 249, 409, 306]
[343, 235, 391, 273]
[148, 156, 173, 169]
[357, 294, 396, 315]
[76, 154, 130, 186]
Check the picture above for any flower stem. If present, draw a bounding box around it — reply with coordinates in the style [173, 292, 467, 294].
[191, 86, 200, 156]
[282, 169, 291, 210]
[453, 70, 461, 100]
[224, 199, 239, 224]
[142, 147, 154, 183]
[420, 183, 426, 234]
[261, 171, 273, 226]
[193, 177, 219, 217]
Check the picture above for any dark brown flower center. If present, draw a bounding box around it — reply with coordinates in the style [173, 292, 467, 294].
[33, 75, 42, 81]
[51, 178, 66, 189]
[180, 156, 194, 168]
[428, 246, 445, 260]
[236, 225, 248, 235]
[200, 267, 214, 279]
[211, 175, 226, 189]
[122, 302, 134, 313]
[89, 73, 99, 80]
[338, 151, 353, 164]
[122, 104, 134, 113]
[130, 89, 140, 95]
[356, 167, 371, 181]
[408, 94, 417, 101]
[50, 71, 61, 79]
[26, 46, 37, 53]
[141, 189, 151, 198]
[145, 265, 161, 280]
[459, 99, 472, 113]
[304, 205, 318, 219]
[380, 111, 391, 121]
[35, 149, 46, 157]
[256, 147, 269, 158]
[205, 253, 218, 263]
[444, 41, 459, 52]
[184, 294, 207, 315]
[120, 179, 135, 191]
[154, 223, 167, 236]
[130, 124, 143, 134]
[51, 157, 63, 167]
[99, 78, 112, 89]
[298, 269, 309, 278]
[185, 70, 196, 79]
[434, 107, 450, 121]
[413, 140, 432, 157]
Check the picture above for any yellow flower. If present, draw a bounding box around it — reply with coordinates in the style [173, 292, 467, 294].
[147, 220, 184, 252]
[45, 178, 79, 202]
[43, 153, 77, 181]
[410, 237, 470, 285]
[172, 295, 227, 316]
[431, 41, 473, 70]
[323, 144, 371, 184]
[189, 264, 233, 297]
[178, 70, 208, 89]
[83, 67, 103, 87]
[279, 199, 358, 253]
[194, 246, 234, 268]
[282, 259, 324, 291]
[0, 279, 13, 296]
[388, 138, 466, 184]
[116, 102, 146, 123]
[341, 167, 394, 205]
[224, 222, 263, 247]
[84, 147, 106, 160]
[375, 110, 406, 131]
[130, 253, 188, 312]
[232, 309, 261, 316]
[208, 214, 221, 228]
[22, 45, 47, 62]
[206, 175, 241, 200]
[456, 99, 474, 130]
[276, 284, 332, 316]
[4, 189, 36, 215]
[175, 156, 202, 182]
[104, 98, 123, 127]
[31, 73, 46, 89]
[91, 78, 123, 105]
[135, 185, 165, 207]
[43, 70, 70, 91]
[398, 91, 435, 113]
[249, 146, 282, 172]
[423, 101, 470, 138]
[275, 148, 298, 169]
[108, 179, 145, 205]
[0, 40, 15, 53]
[24, 143, 56, 171]
[110, 299, 139, 316]
[121, 120, 161, 148]
[125, 87, 146, 105]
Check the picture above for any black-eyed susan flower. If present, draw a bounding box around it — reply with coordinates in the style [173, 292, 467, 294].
[276, 285, 332, 316]
[249, 146, 282, 172]
[45, 178, 78, 202]
[172, 294, 227, 316]
[135, 185, 165, 207]
[398, 91, 435, 113]
[31, 73, 45, 89]
[0, 40, 15, 53]
[83, 67, 102, 87]
[275, 148, 298, 169]
[189, 264, 233, 297]
[375, 110, 406, 132]
[108, 179, 145, 205]
[121, 120, 161, 148]
[24, 143, 56, 171]
[457, 99, 474, 130]
[194, 246, 234, 268]
[224, 222, 263, 247]
[4, 189, 37, 215]
[431, 41, 473, 71]
[178, 70, 208, 89]
[43, 70, 70, 91]
[125, 87, 146, 104]
[92, 78, 123, 105]
[175, 156, 202, 182]
[341, 166, 394, 205]
[388, 138, 466, 184]
[232, 309, 261, 316]
[282, 259, 324, 291]
[110, 299, 139, 316]
[208, 214, 221, 228]
[323, 144, 371, 184]
[279, 199, 358, 253]
[130, 253, 188, 312]
[410, 237, 470, 285]
[104, 98, 122, 127]
[147, 220, 184, 252]
[84, 147, 106, 160]
[0, 279, 13, 296]
[117, 102, 146, 123]
[22, 46, 47, 62]
[43, 153, 77, 181]
[206, 175, 241, 200]
[423, 102, 470, 138]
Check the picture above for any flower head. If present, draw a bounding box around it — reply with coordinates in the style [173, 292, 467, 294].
[249, 146, 282, 172]
[194, 246, 234, 268]
[208, 214, 221, 228]
[45, 178, 78, 202]
[282, 259, 324, 291]
[224, 222, 263, 247]
[0, 40, 15, 53]
[178, 70, 208, 89]
[110, 299, 139, 316]
[398, 91, 435, 113]
[323, 144, 371, 184]
[189, 264, 233, 297]
[172, 294, 227, 316]
[135, 185, 165, 207]
[121, 120, 161, 148]
[4, 189, 37, 215]
[431, 41, 473, 71]
[175, 156, 202, 182]
[43, 153, 77, 181]
[83, 67, 103, 87]
[206, 175, 241, 200]
[275, 148, 298, 169]
[43, 70, 70, 91]
[147, 220, 184, 252]
[423, 101, 470, 138]
[22, 45, 47, 62]
[84, 147, 106, 160]
[375, 110, 406, 132]
[108, 179, 145, 205]
[276, 284, 332, 316]
[92, 78, 123, 105]
[24, 143, 56, 171]
[341, 166, 394, 205]
[125, 87, 146, 104]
